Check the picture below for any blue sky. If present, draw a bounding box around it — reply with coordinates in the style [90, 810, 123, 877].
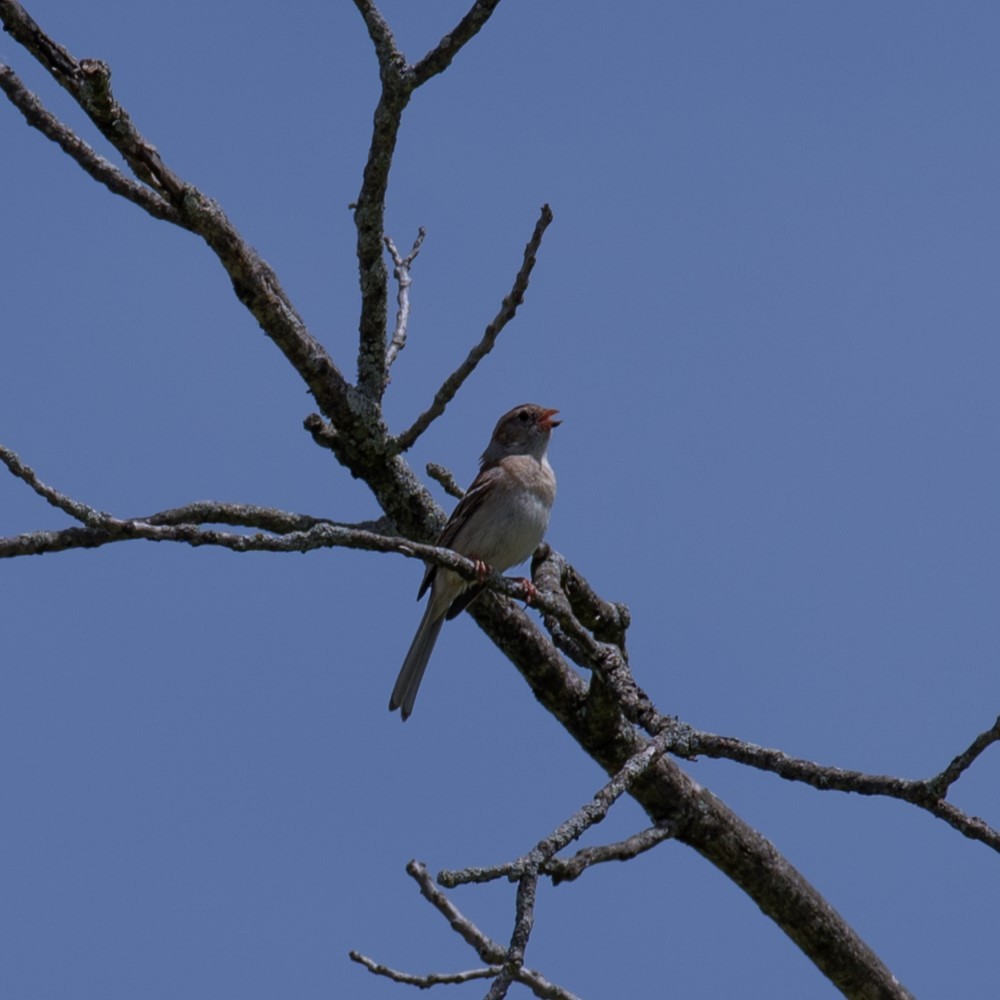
[3, 2, 1000, 996]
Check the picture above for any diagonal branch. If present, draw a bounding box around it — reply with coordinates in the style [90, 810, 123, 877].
[0, 440, 116, 526]
[928, 715, 1000, 796]
[411, 0, 506, 86]
[1, 0, 183, 196]
[393, 204, 554, 452]
[545, 825, 676, 885]
[0, 65, 177, 221]
[439, 739, 670, 889]
[0, 0, 355, 432]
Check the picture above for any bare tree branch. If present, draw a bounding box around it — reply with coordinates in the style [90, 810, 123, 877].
[393, 204, 555, 453]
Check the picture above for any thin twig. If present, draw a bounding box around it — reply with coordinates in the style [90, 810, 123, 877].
[408, 860, 507, 961]
[928, 715, 1000, 796]
[0, 441, 111, 526]
[425, 462, 465, 499]
[348, 950, 497, 986]
[394, 204, 554, 452]
[440, 739, 669, 888]
[384, 227, 426, 367]
[485, 873, 536, 1000]
[545, 824, 676, 885]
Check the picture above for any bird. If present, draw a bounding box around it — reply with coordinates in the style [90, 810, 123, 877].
[389, 403, 560, 720]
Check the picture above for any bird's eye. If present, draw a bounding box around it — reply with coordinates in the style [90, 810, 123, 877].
[517, 409, 530, 422]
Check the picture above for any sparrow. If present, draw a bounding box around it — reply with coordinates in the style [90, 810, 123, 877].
[389, 403, 560, 720]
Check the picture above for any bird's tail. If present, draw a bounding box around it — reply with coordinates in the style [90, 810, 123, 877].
[389, 603, 445, 721]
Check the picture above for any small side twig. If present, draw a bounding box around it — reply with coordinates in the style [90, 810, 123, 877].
[425, 462, 465, 499]
[927, 715, 1000, 797]
[684, 723, 1000, 853]
[545, 824, 676, 885]
[0, 441, 112, 527]
[440, 738, 670, 889]
[384, 227, 426, 368]
[393, 204, 554, 453]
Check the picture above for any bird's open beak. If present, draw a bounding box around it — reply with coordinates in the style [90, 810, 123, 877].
[537, 408, 561, 430]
